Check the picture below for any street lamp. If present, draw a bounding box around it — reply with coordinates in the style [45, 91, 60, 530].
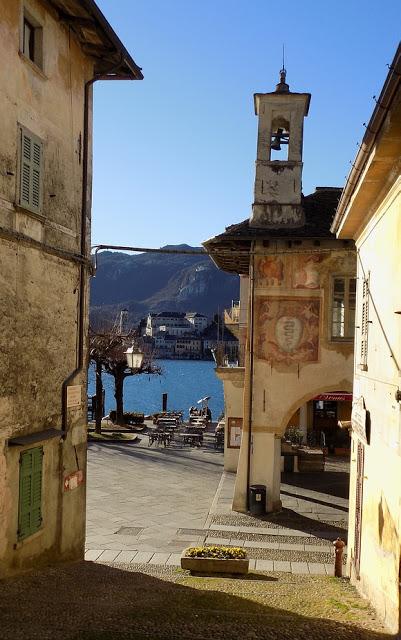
[124, 346, 144, 370]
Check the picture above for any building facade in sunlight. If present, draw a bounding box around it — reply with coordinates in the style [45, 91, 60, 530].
[203, 70, 356, 512]
[332, 43, 401, 634]
[0, 0, 142, 576]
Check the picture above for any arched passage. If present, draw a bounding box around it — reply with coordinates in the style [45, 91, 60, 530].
[280, 383, 353, 454]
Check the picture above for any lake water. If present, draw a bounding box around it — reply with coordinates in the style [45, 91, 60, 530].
[87, 359, 224, 420]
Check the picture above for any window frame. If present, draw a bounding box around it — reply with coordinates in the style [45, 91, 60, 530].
[330, 275, 356, 341]
[20, 6, 44, 71]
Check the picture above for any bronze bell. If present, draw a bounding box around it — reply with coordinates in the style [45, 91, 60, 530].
[271, 127, 289, 151]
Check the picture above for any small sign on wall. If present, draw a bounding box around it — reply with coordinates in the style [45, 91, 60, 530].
[67, 385, 82, 408]
[64, 469, 84, 492]
[228, 417, 243, 448]
[351, 396, 369, 444]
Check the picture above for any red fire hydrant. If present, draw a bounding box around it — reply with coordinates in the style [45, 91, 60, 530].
[333, 537, 345, 577]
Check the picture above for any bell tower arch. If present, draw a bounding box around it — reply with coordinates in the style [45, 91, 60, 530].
[251, 68, 311, 228]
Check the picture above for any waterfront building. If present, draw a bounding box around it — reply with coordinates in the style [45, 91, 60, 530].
[331, 44, 401, 633]
[0, 0, 142, 576]
[152, 332, 177, 358]
[159, 323, 194, 337]
[175, 336, 202, 359]
[145, 311, 192, 337]
[203, 70, 356, 507]
[185, 312, 208, 333]
[202, 324, 239, 362]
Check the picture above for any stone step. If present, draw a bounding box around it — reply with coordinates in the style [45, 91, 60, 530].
[85, 548, 339, 576]
[177, 527, 347, 548]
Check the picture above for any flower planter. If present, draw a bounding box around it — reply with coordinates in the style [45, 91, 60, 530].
[181, 550, 249, 575]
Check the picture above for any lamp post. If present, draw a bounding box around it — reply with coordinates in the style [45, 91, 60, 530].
[124, 346, 144, 370]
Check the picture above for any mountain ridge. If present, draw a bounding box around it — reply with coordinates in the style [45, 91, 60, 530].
[90, 245, 240, 327]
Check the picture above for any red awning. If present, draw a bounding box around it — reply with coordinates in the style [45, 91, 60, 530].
[314, 392, 353, 402]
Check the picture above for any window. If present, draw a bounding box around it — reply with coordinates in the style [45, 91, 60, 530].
[18, 447, 43, 540]
[331, 276, 356, 339]
[360, 276, 370, 370]
[18, 126, 43, 214]
[22, 9, 43, 69]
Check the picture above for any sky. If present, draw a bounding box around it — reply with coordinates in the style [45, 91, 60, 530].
[92, 0, 400, 249]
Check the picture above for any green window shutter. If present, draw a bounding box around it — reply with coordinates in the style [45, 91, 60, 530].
[18, 447, 43, 540]
[19, 127, 43, 213]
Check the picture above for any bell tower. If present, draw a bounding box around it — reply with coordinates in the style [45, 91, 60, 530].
[250, 68, 310, 228]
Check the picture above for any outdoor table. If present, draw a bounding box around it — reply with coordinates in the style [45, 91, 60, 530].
[179, 432, 203, 447]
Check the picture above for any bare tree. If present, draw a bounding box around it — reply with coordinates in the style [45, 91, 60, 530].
[89, 326, 159, 428]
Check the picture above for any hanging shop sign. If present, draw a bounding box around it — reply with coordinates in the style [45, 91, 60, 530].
[314, 392, 353, 402]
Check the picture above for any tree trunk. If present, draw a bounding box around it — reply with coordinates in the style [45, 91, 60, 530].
[95, 359, 103, 434]
[114, 368, 125, 425]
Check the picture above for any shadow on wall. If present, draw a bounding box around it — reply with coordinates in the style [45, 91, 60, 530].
[378, 494, 398, 551]
[0, 561, 394, 639]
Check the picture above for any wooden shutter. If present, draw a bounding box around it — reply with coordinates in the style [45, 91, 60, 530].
[354, 441, 365, 579]
[360, 277, 369, 369]
[18, 447, 43, 540]
[19, 127, 43, 213]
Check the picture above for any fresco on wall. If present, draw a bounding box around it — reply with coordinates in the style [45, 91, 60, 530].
[256, 256, 284, 287]
[256, 296, 320, 364]
[292, 254, 324, 289]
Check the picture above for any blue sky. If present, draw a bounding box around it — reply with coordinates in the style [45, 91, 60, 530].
[92, 1, 400, 248]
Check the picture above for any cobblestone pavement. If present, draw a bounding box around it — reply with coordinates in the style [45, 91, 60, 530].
[0, 562, 390, 640]
[85, 435, 348, 575]
[86, 431, 223, 556]
[86, 434, 350, 577]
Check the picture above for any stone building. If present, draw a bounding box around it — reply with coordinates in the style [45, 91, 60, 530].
[185, 312, 208, 333]
[145, 312, 193, 337]
[0, 0, 142, 575]
[332, 43, 401, 633]
[204, 70, 356, 509]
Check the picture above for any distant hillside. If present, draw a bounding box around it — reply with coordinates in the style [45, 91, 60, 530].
[90, 245, 240, 328]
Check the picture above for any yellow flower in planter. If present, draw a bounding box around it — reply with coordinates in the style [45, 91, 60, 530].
[186, 545, 247, 560]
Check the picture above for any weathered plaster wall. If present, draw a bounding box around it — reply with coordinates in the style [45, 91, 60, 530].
[0, 0, 93, 575]
[347, 179, 401, 632]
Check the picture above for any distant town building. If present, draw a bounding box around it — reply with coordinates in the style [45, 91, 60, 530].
[202, 324, 239, 362]
[152, 332, 177, 358]
[175, 336, 202, 359]
[0, 0, 142, 578]
[145, 312, 192, 337]
[185, 312, 208, 333]
[158, 323, 194, 337]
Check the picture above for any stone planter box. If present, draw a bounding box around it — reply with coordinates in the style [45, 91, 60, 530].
[181, 552, 249, 575]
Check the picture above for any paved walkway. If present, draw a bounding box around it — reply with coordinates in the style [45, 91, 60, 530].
[86, 434, 349, 576]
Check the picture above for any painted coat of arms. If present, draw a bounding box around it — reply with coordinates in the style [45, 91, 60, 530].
[256, 297, 320, 364]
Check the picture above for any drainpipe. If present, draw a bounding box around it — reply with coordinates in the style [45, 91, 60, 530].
[61, 57, 125, 438]
[246, 242, 255, 510]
